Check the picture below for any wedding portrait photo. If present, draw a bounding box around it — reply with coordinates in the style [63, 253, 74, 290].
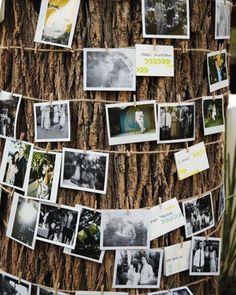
[0, 271, 31, 295]
[215, 0, 231, 39]
[34, 101, 71, 142]
[113, 249, 163, 289]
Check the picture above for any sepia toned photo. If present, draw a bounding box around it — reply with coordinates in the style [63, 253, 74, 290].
[0, 271, 31, 295]
[215, 0, 231, 39]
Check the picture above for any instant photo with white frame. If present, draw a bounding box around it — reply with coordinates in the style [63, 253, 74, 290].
[182, 193, 215, 238]
[100, 209, 150, 250]
[106, 100, 158, 145]
[202, 96, 225, 136]
[34, 0, 81, 48]
[218, 184, 225, 221]
[148, 286, 193, 295]
[36, 203, 80, 249]
[142, 0, 190, 39]
[157, 102, 195, 143]
[84, 48, 136, 91]
[61, 148, 109, 194]
[190, 236, 222, 276]
[64, 205, 105, 263]
[37, 286, 69, 295]
[215, 0, 231, 40]
[0, 139, 33, 191]
[0, 271, 32, 295]
[34, 101, 71, 142]
[207, 50, 229, 92]
[113, 249, 163, 289]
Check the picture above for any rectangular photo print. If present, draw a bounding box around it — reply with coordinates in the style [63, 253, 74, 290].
[84, 48, 136, 91]
[142, 0, 190, 39]
[36, 203, 80, 249]
[218, 184, 225, 221]
[100, 209, 150, 250]
[61, 148, 109, 194]
[182, 193, 215, 238]
[113, 249, 163, 289]
[34, 0, 81, 48]
[34, 101, 70, 142]
[0, 271, 31, 295]
[171, 287, 194, 295]
[190, 236, 222, 276]
[77, 292, 128, 295]
[202, 96, 225, 136]
[0, 139, 33, 191]
[106, 100, 158, 145]
[0, 90, 22, 139]
[37, 286, 69, 295]
[64, 205, 105, 263]
[215, 0, 231, 39]
[157, 102, 195, 143]
[26, 150, 61, 203]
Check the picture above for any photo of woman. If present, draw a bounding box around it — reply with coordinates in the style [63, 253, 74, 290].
[5, 151, 19, 185]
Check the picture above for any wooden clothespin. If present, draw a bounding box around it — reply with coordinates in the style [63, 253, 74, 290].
[10, 86, 15, 98]
[181, 41, 188, 54]
[219, 43, 224, 54]
[19, 132, 25, 143]
[158, 197, 162, 209]
[49, 93, 54, 106]
[136, 289, 139, 295]
[83, 141, 87, 153]
[46, 142, 51, 153]
[104, 41, 109, 54]
[198, 187, 202, 199]
[212, 93, 216, 101]
[54, 282, 60, 295]
[20, 40, 25, 56]
[126, 149, 131, 157]
[126, 197, 130, 214]
[94, 199, 97, 214]
[57, 202, 61, 210]
[133, 94, 137, 107]
[205, 231, 209, 241]
[165, 284, 172, 294]
[165, 144, 170, 157]
[185, 142, 189, 153]
[7, 39, 10, 51]
[180, 236, 184, 248]
[153, 38, 157, 51]
[34, 42, 39, 54]
[177, 93, 181, 105]
[10, 188, 15, 198]
[100, 284, 104, 295]
[18, 271, 22, 284]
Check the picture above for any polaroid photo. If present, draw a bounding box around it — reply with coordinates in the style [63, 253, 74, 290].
[0, 139, 33, 191]
[142, 0, 190, 39]
[64, 205, 105, 263]
[61, 148, 109, 194]
[171, 287, 194, 295]
[202, 96, 225, 136]
[190, 236, 222, 276]
[6, 193, 39, 249]
[215, 0, 231, 40]
[106, 100, 158, 145]
[113, 249, 163, 289]
[34, 101, 70, 142]
[100, 209, 150, 250]
[84, 48, 136, 91]
[37, 286, 69, 295]
[34, 0, 81, 48]
[218, 184, 226, 221]
[36, 202, 80, 249]
[0, 90, 22, 140]
[182, 192, 215, 238]
[25, 150, 61, 203]
[77, 292, 128, 295]
[207, 50, 229, 92]
[157, 102, 195, 143]
[0, 271, 31, 295]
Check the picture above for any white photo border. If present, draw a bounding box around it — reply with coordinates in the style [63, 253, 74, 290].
[0, 270, 32, 294]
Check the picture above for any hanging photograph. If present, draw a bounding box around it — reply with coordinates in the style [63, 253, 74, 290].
[6, 193, 39, 249]
[64, 205, 105, 263]
[34, 101, 71, 142]
[34, 0, 81, 48]
[77, 292, 128, 295]
[36, 203, 80, 249]
[0, 90, 22, 139]
[157, 102, 195, 143]
[25, 150, 61, 203]
[148, 287, 193, 295]
[106, 100, 158, 145]
[218, 184, 225, 221]
[182, 193, 215, 238]
[100, 209, 150, 250]
[190, 236, 222, 276]
[207, 49, 229, 92]
[37, 286, 69, 295]
[0, 271, 31, 295]
[142, 0, 190, 39]
[215, 0, 231, 39]
[0, 139, 33, 191]
[202, 96, 225, 136]
[113, 249, 163, 289]
[84, 48, 136, 91]
[61, 148, 109, 194]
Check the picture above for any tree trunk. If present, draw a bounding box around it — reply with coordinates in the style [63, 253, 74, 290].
[0, 0, 229, 294]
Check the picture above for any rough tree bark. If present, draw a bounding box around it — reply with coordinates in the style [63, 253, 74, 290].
[0, 0, 230, 295]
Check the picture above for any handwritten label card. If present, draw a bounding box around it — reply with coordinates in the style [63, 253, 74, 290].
[135, 44, 174, 77]
[174, 142, 209, 181]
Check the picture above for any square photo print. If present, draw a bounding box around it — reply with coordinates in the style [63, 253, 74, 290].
[0, 271, 31, 295]
[215, 0, 231, 39]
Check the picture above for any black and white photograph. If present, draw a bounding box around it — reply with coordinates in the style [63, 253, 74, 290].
[26, 150, 61, 203]
[142, 0, 190, 39]
[0, 139, 33, 191]
[100, 209, 150, 250]
[0, 90, 22, 139]
[182, 193, 215, 238]
[64, 205, 105, 263]
[157, 102, 195, 143]
[215, 0, 231, 39]
[0, 271, 31, 294]
[34, 0, 81, 48]
[207, 50, 229, 92]
[84, 48, 136, 91]
[36, 203, 80, 249]
[190, 236, 222, 276]
[218, 184, 226, 221]
[148, 292, 170, 295]
[6, 193, 39, 249]
[37, 286, 69, 295]
[106, 100, 158, 145]
[61, 148, 109, 194]
[34, 101, 70, 142]
[171, 287, 193, 295]
[77, 292, 128, 295]
[113, 249, 163, 289]
[202, 96, 225, 136]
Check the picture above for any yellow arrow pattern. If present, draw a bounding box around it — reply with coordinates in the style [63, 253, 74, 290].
[136, 67, 149, 73]
[144, 58, 172, 65]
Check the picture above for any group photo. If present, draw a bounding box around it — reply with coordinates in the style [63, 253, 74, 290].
[0, 272, 31, 295]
